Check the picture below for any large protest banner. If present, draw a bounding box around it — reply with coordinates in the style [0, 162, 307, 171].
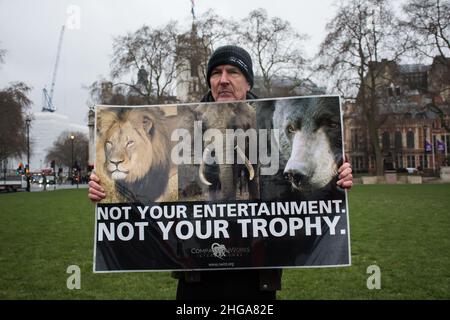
[93, 95, 351, 272]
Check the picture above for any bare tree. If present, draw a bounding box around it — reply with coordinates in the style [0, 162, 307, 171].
[86, 79, 142, 106]
[0, 82, 32, 162]
[316, 0, 409, 176]
[401, 0, 450, 132]
[45, 131, 88, 170]
[110, 22, 180, 104]
[194, 10, 235, 80]
[177, 10, 234, 100]
[233, 8, 307, 96]
[402, 0, 450, 59]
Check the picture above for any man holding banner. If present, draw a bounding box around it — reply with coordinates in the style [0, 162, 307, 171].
[88, 45, 353, 300]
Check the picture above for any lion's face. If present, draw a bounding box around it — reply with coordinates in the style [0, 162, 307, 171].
[98, 108, 169, 183]
[104, 121, 153, 182]
[95, 107, 172, 202]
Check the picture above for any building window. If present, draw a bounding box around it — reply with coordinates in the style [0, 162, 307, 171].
[395, 131, 402, 150]
[418, 127, 424, 150]
[387, 84, 401, 96]
[396, 154, 403, 169]
[351, 129, 359, 151]
[369, 156, 375, 170]
[419, 155, 428, 169]
[407, 130, 415, 149]
[382, 131, 391, 150]
[407, 155, 416, 168]
[352, 156, 364, 171]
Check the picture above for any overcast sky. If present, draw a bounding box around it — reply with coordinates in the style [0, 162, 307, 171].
[0, 0, 373, 126]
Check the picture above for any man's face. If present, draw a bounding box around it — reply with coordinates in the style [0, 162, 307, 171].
[210, 65, 250, 102]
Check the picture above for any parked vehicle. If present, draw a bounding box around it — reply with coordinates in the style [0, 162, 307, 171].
[0, 176, 27, 192]
[406, 167, 418, 174]
[37, 175, 55, 185]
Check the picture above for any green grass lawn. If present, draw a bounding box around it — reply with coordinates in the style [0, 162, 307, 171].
[1, 185, 449, 299]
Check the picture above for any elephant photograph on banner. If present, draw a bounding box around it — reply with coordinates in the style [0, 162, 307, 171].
[176, 101, 259, 202]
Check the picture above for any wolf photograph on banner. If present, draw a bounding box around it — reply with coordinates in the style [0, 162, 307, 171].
[93, 95, 350, 272]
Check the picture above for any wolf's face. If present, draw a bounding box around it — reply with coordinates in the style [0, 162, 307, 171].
[273, 98, 342, 192]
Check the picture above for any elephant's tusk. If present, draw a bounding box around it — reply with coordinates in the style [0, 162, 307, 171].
[235, 146, 255, 181]
[199, 147, 212, 186]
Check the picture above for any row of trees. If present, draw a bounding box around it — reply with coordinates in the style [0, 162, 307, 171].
[88, 1, 449, 175]
[2, 1, 449, 175]
[45, 131, 89, 173]
[89, 1, 449, 107]
[316, 0, 450, 175]
[88, 8, 308, 104]
[317, 0, 450, 96]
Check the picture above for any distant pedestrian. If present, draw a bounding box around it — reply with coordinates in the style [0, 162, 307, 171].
[58, 168, 63, 185]
[42, 174, 47, 191]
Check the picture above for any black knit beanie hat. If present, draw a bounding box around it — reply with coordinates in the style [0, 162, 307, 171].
[207, 45, 254, 88]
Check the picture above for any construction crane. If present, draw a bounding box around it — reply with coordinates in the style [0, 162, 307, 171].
[42, 25, 65, 112]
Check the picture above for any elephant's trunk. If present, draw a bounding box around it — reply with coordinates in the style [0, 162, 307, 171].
[218, 164, 235, 200]
[199, 135, 255, 201]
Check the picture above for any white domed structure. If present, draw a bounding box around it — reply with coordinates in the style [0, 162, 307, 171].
[28, 112, 88, 171]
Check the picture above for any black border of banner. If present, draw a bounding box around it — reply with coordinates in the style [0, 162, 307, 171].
[93, 95, 352, 273]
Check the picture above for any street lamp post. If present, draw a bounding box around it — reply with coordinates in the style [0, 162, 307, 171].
[70, 134, 75, 186]
[25, 115, 32, 192]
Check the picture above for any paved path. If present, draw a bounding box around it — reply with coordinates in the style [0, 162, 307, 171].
[30, 184, 88, 192]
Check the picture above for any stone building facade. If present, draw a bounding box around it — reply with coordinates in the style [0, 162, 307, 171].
[343, 56, 450, 175]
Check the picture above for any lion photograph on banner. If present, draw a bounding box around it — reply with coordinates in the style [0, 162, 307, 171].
[95, 105, 178, 204]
